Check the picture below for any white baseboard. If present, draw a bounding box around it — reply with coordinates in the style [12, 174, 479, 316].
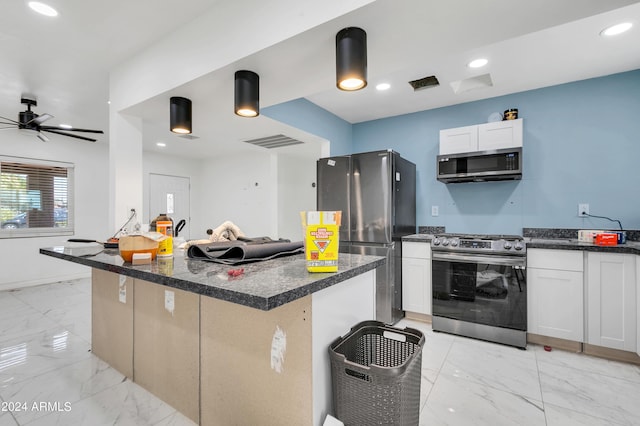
[0, 272, 91, 292]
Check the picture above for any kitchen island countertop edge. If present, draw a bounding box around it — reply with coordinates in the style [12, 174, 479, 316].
[40, 245, 385, 311]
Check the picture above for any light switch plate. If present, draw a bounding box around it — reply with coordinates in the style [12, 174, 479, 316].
[431, 206, 439, 217]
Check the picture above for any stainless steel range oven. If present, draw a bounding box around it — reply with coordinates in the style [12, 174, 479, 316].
[431, 234, 527, 348]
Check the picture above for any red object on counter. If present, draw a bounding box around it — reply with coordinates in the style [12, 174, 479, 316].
[594, 233, 618, 246]
[227, 268, 244, 277]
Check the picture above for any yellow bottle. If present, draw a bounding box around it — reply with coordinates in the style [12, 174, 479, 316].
[152, 214, 174, 257]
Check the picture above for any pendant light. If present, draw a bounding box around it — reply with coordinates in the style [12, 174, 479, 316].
[170, 96, 192, 134]
[234, 70, 259, 117]
[336, 27, 367, 91]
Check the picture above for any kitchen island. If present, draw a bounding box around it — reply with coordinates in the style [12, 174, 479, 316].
[40, 245, 384, 425]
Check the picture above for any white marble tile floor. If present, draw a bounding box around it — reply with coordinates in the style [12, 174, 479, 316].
[1, 278, 639, 425]
[397, 319, 640, 426]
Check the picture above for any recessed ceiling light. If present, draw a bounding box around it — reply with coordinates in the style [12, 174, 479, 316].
[28, 1, 58, 17]
[156, 142, 167, 147]
[59, 123, 72, 129]
[468, 58, 488, 68]
[600, 22, 633, 36]
[376, 83, 391, 91]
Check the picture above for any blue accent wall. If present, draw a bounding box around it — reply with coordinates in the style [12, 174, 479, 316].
[266, 70, 640, 234]
[262, 98, 353, 155]
[352, 70, 640, 234]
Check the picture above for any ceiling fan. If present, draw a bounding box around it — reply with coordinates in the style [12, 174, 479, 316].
[0, 97, 104, 142]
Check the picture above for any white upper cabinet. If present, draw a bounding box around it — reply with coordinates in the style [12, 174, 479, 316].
[439, 125, 478, 155]
[477, 119, 523, 151]
[439, 119, 523, 155]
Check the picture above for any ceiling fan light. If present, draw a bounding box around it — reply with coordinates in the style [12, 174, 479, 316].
[28, 1, 58, 17]
[234, 70, 259, 118]
[170, 97, 192, 134]
[336, 27, 367, 91]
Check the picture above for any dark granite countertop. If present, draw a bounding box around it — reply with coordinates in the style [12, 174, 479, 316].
[525, 238, 640, 255]
[402, 233, 640, 255]
[402, 234, 434, 243]
[40, 245, 385, 311]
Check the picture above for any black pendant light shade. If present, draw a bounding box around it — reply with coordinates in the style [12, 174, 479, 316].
[235, 70, 259, 117]
[170, 96, 192, 134]
[336, 27, 367, 91]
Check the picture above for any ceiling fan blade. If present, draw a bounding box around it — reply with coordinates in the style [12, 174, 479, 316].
[0, 115, 19, 124]
[0, 126, 18, 130]
[42, 128, 97, 142]
[40, 126, 104, 134]
[37, 132, 50, 142]
[30, 113, 54, 125]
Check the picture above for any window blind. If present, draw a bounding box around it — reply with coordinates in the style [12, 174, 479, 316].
[0, 157, 74, 238]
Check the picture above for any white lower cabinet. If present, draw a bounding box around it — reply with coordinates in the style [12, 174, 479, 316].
[586, 252, 637, 352]
[402, 242, 431, 315]
[637, 259, 640, 356]
[527, 249, 584, 341]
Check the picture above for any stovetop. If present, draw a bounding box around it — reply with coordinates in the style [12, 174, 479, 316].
[433, 233, 524, 241]
[431, 233, 526, 255]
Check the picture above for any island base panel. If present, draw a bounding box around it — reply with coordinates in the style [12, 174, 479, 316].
[201, 294, 313, 426]
[91, 269, 134, 378]
[133, 279, 200, 423]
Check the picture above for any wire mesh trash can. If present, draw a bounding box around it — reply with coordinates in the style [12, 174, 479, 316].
[329, 320, 425, 426]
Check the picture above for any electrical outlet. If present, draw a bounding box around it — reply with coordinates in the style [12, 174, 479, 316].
[578, 203, 589, 217]
[431, 205, 439, 217]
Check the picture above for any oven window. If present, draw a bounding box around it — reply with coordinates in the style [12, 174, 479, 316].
[432, 259, 526, 331]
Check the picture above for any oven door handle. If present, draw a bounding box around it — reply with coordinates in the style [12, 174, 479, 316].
[432, 251, 526, 268]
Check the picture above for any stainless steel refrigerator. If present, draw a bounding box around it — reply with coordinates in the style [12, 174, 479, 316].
[316, 150, 416, 324]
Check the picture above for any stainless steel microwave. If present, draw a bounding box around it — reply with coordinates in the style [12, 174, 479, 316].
[437, 147, 522, 183]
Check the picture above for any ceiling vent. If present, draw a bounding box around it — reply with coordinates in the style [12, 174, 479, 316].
[243, 134, 304, 149]
[450, 73, 493, 94]
[408, 75, 440, 91]
[177, 134, 200, 140]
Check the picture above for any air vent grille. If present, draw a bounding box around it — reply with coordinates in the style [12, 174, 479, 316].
[408, 75, 440, 91]
[243, 134, 304, 149]
[178, 134, 200, 140]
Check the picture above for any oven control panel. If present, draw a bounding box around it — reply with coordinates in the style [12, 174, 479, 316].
[431, 235, 526, 255]
[459, 240, 491, 250]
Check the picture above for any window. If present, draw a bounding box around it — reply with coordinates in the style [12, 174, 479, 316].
[0, 157, 74, 238]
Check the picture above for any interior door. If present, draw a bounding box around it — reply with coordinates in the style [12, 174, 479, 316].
[149, 173, 190, 239]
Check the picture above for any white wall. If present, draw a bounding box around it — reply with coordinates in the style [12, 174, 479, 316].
[143, 145, 324, 244]
[0, 134, 109, 290]
[277, 153, 319, 241]
[197, 150, 277, 238]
